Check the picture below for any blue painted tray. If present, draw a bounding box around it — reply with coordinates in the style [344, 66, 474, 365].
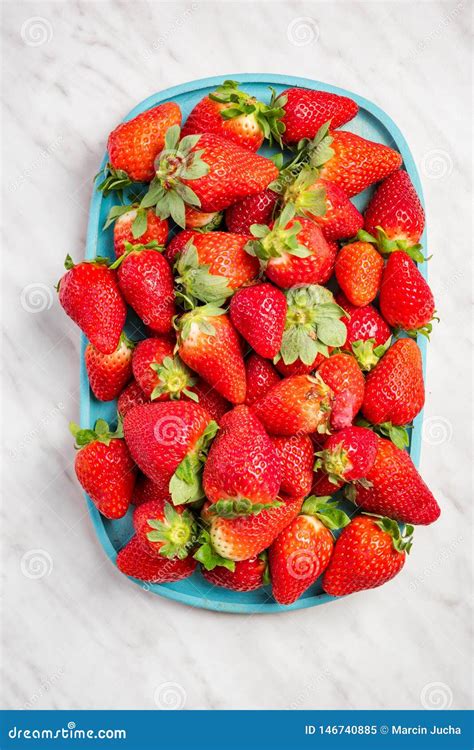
[81, 74, 427, 613]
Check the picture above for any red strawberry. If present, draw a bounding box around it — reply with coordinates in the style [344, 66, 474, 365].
[185, 205, 223, 231]
[311, 469, 344, 496]
[201, 555, 267, 592]
[246, 204, 335, 289]
[354, 437, 440, 525]
[275, 353, 327, 378]
[191, 379, 230, 424]
[245, 354, 281, 407]
[284, 175, 363, 241]
[140, 127, 279, 226]
[364, 170, 425, 248]
[319, 130, 403, 197]
[110, 243, 175, 334]
[70, 419, 136, 519]
[182, 80, 285, 151]
[203, 405, 281, 515]
[103, 102, 182, 184]
[362, 338, 424, 427]
[335, 241, 384, 307]
[379, 251, 436, 336]
[336, 293, 391, 371]
[177, 306, 246, 404]
[253, 374, 333, 437]
[164, 229, 196, 264]
[230, 283, 287, 358]
[271, 435, 314, 497]
[317, 426, 377, 483]
[133, 498, 197, 559]
[85, 333, 134, 402]
[323, 515, 412, 595]
[107, 206, 168, 257]
[278, 87, 358, 145]
[317, 353, 365, 430]
[132, 473, 170, 506]
[123, 401, 216, 505]
[58, 256, 126, 355]
[117, 380, 149, 418]
[206, 494, 303, 561]
[116, 535, 196, 583]
[225, 189, 279, 234]
[132, 337, 199, 402]
[269, 495, 350, 605]
[174, 232, 259, 305]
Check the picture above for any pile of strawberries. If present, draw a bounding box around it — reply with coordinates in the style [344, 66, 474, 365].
[58, 80, 440, 606]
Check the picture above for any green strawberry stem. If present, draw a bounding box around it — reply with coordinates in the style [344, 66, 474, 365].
[169, 420, 219, 506]
[97, 164, 135, 198]
[301, 496, 352, 531]
[207, 497, 283, 519]
[150, 355, 197, 401]
[69, 418, 122, 448]
[351, 337, 391, 372]
[246, 203, 310, 263]
[209, 80, 286, 147]
[193, 527, 235, 572]
[109, 240, 163, 269]
[174, 242, 233, 306]
[146, 502, 197, 560]
[369, 515, 414, 554]
[356, 228, 427, 263]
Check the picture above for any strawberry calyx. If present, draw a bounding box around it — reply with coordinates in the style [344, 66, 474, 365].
[97, 164, 134, 198]
[300, 496, 351, 531]
[174, 241, 233, 306]
[277, 285, 348, 366]
[394, 317, 438, 341]
[245, 203, 311, 263]
[109, 240, 164, 269]
[176, 304, 226, 341]
[209, 80, 286, 146]
[140, 125, 209, 229]
[207, 497, 283, 519]
[103, 203, 150, 240]
[282, 167, 327, 218]
[351, 336, 392, 372]
[356, 417, 411, 451]
[193, 527, 235, 572]
[169, 420, 219, 506]
[369, 515, 414, 554]
[315, 442, 353, 484]
[145, 502, 197, 560]
[356, 228, 427, 263]
[187, 211, 224, 233]
[149, 355, 197, 401]
[69, 418, 123, 449]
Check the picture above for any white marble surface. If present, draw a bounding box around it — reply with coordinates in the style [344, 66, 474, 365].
[1, 0, 472, 712]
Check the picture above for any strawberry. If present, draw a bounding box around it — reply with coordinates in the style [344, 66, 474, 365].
[117, 380, 149, 418]
[271, 435, 314, 497]
[253, 374, 333, 436]
[335, 241, 384, 307]
[322, 515, 412, 595]
[140, 126, 279, 226]
[174, 232, 259, 305]
[177, 306, 246, 404]
[85, 333, 134, 402]
[246, 204, 335, 288]
[364, 170, 425, 248]
[204, 494, 303, 561]
[181, 80, 285, 151]
[336, 293, 391, 372]
[133, 498, 197, 559]
[123, 401, 217, 505]
[277, 285, 347, 372]
[106, 206, 168, 257]
[354, 437, 441, 525]
[164, 229, 196, 264]
[132, 473, 170, 506]
[317, 353, 365, 431]
[269, 497, 350, 605]
[277, 87, 358, 145]
[362, 338, 424, 427]
[311, 469, 344, 496]
[203, 405, 282, 515]
[101, 102, 182, 186]
[225, 188, 279, 234]
[245, 354, 281, 407]
[190, 380, 230, 424]
[275, 353, 327, 378]
[70, 419, 136, 519]
[184, 205, 223, 231]
[58, 256, 126, 355]
[110, 242, 175, 334]
[230, 283, 287, 359]
[132, 337, 197, 402]
[116, 535, 196, 583]
[317, 426, 377, 483]
[379, 251, 436, 337]
[283, 174, 363, 241]
[201, 555, 267, 592]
